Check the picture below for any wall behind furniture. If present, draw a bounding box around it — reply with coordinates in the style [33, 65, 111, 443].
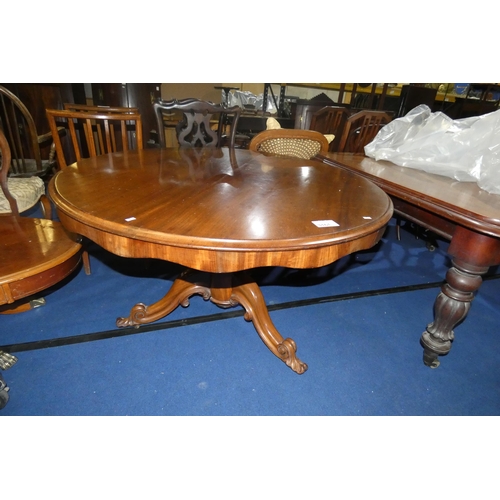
[161, 83, 266, 102]
[161, 84, 223, 102]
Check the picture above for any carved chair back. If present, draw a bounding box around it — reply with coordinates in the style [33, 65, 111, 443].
[153, 98, 242, 148]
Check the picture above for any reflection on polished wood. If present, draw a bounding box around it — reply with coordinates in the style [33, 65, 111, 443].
[49, 148, 393, 373]
[319, 152, 500, 368]
[0, 216, 82, 311]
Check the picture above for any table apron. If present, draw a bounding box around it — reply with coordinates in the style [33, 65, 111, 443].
[57, 211, 387, 273]
[392, 197, 457, 240]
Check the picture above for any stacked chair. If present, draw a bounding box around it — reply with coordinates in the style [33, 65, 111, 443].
[45, 107, 143, 273]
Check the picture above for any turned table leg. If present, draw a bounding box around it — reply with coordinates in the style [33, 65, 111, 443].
[421, 259, 488, 367]
[420, 227, 500, 368]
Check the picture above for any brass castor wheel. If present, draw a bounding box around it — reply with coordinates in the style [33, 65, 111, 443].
[423, 349, 440, 369]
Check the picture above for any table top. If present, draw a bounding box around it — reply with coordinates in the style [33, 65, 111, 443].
[319, 152, 500, 238]
[49, 148, 393, 273]
[0, 216, 81, 304]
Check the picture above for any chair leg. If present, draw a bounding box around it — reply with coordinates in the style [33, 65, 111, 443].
[40, 194, 53, 220]
[82, 250, 91, 275]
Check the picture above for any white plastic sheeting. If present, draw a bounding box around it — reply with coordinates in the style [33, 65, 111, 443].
[365, 105, 500, 195]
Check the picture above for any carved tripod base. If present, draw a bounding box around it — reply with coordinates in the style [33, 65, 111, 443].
[420, 258, 488, 368]
[116, 270, 308, 374]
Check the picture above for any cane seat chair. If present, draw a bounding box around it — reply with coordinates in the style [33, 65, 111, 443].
[338, 110, 393, 154]
[153, 98, 242, 149]
[45, 108, 143, 274]
[248, 129, 330, 160]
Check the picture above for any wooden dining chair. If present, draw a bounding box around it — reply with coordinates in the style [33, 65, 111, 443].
[46, 108, 144, 169]
[309, 106, 350, 152]
[153, 98, 242, 149]
[248, 129, 330, 159]
[63, 103, 139, 114]
[0, 85, 59, 180]
[0, 87, 54, 219]
[63, 103, 142, 154]
[337, 110, 393, 154]
[45, 108, 143, 274]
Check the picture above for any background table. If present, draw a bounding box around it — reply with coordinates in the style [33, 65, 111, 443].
[319, 152, 500, 368]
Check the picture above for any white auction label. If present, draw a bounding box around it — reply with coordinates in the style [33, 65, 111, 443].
[312, 220, 340, 228]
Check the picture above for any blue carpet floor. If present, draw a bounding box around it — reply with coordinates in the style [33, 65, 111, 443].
[2, 219, 499, 416]
[3, 215, 499, 498]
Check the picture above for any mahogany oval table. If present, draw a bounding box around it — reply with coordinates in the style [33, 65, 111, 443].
[49, 147, 393, 374]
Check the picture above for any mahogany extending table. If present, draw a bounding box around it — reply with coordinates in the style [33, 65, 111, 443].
[319, 152, 500, 368]
[48, 147, 393, 374]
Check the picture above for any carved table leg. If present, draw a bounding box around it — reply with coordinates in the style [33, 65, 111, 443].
[116, 271, 307, 374]
[227, 280, 308, 374]
[116, 270, 211, 327]
[420, 258, 488, 368]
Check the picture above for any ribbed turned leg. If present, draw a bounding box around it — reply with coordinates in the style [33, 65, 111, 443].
[420, 258, 488, 368]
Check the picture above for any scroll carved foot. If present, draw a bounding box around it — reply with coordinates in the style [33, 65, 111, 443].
[116, 270, 307, 374]
[116, 271, 211, 327]
[231, 281, 308, 374]
[420, 259, 488, 368]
